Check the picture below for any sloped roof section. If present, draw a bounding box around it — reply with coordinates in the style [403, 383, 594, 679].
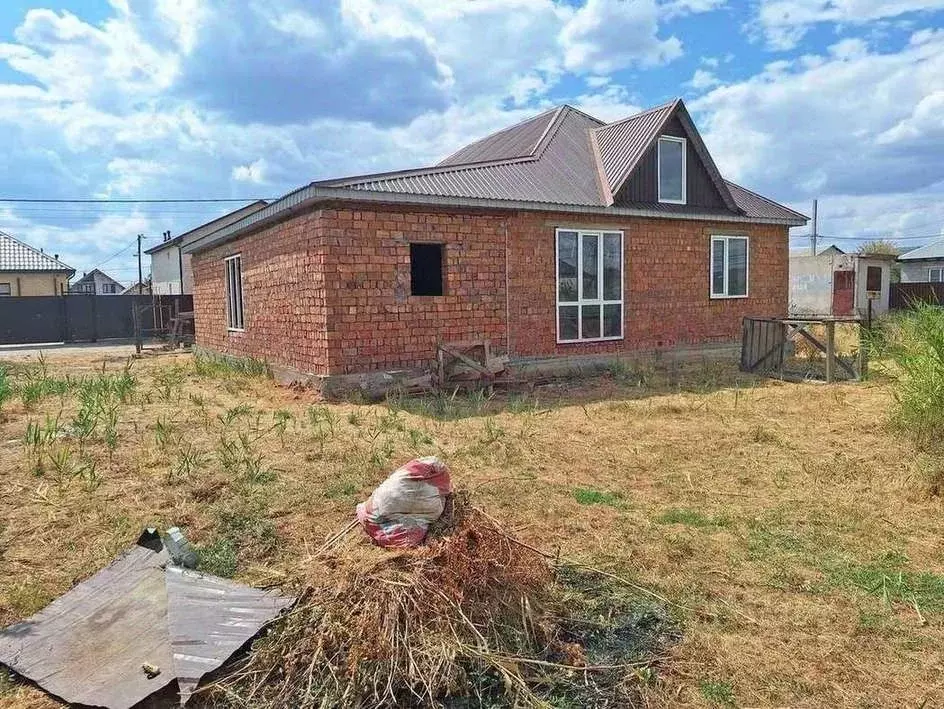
[438, 107, 562, 166]
[725, 181, 808, 222]
[897, 236, 944, 260]
[0, 231, 74, 274]
[593, 101, 675, 201]
[323, 106, 608, 207]
[148, 201, 268, 255]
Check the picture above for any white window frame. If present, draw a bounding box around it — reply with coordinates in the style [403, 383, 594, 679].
[0, 283, 11, 296]
[555, 228, 624, 344]
[710, 235, 750, 299]
[224, 254, 245, 332]
[928, 267, 944, 283]
[657, 135, 687, 205]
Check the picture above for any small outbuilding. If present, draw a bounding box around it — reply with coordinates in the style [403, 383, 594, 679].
[789, 248, 892, 318]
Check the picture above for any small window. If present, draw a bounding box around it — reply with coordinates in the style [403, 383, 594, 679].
[0, 283, 11, 296]
[929, 268, 944, 283]
[710, 236, 749, 298]
[410, 243, 444, 296]
[658, 136, 686, 204]
[866, 265, 882, 292]
[225, 255, 245, 331]
[556, 229, 623, 343]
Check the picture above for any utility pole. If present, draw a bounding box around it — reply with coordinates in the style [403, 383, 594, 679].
[135, 233, 144, 354]
[137, 233, 143, 293]
[810, 200, 818, 256]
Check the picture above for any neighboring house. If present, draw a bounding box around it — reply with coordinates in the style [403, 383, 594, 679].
[69, 269, 124, 295]
[147, 202, 268, 295]
[0, 231, 75, 296]
[183, 99, 807, 381]
[897, 237, 944, 283]
[121, 280, 150, 295]
[790, 250, 893, 317]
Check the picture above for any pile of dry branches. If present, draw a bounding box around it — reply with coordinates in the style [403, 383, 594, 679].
[211, 497, 670, 708]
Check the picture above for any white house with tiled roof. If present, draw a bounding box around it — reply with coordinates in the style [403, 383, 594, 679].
[0, 231, 75, 296]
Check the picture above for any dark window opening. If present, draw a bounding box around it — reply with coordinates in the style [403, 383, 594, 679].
[866, 265, 882, 292]
[410, 243, 444, 296]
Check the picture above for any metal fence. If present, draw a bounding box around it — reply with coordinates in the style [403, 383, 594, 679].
[889, 283, 944, 310]
[0, 295, 193, 346]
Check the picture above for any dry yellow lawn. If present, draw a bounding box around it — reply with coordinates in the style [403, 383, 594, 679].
[0, 349, 942, 708]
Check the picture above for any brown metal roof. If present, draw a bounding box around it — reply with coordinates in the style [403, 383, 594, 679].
[148, 200, 268, 255]
[437, 106, 564, 166]
[186, 100, 808, 254]
[0, 231, 74, 274]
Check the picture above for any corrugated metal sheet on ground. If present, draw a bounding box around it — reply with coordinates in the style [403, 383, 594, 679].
[0, 532, 293, 708]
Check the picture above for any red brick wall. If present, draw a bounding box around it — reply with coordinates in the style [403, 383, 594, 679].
[191, 210, 330, 374]
[191, 203, 788, 375]
[508, 212, 788, 357]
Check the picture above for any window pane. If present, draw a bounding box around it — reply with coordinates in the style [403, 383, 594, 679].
[931, 269, 942, 283]
[559, 305, 579, 340]
[582, 234, 598, 300]
[711, 239, 725, 295]
[603, 233, 621, 300]
[659, 138, 684, 202]
[727, 239, 747, 296]
[866, 266, 882, 291]
[603, 303, 621, 338]
[558, 232, 578, 302]
[581, 304, 601, 339]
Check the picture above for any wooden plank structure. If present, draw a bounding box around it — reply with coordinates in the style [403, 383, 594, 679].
[434, 340, 508, 386]
[741, 316, 868, 383]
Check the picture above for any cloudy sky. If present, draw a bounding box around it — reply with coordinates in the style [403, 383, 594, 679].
[1, 0, 943, 283]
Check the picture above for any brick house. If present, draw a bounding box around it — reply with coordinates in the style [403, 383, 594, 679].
[184, 99, 807, 382]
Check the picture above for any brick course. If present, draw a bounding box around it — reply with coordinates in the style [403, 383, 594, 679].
[191, 203, 788, 376]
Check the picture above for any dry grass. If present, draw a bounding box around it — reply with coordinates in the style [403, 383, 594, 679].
[0, 349, 942, 707]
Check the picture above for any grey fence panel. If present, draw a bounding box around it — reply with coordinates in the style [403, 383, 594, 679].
[0, 296, 65, 345]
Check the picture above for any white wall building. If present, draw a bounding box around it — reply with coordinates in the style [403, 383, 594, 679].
[790, 248, 893, 318]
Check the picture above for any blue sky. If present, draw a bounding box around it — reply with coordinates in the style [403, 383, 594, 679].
[1, 0, 943, 283]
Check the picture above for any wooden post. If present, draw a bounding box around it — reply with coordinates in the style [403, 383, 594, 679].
[858, 321, 869, 380]
[825, 321, 835, 383]
[133, 302, 142, 355]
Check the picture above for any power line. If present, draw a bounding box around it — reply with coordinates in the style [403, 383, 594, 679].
[790, 232, 943, 241]
[0, 198, 271, 204]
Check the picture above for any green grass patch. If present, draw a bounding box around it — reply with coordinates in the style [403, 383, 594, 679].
[573, 487, 623, 507]
[194, 351, 271, 378]
[699, 679, 736, 706]
[825, 551, 944, 613]
[656, 508, 730, 529]
[197, 537, 238, 578]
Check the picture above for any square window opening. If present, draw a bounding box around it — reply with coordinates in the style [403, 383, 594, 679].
[410, 243, 445, 296]
[929, 267, 943, 283]
[0, 283, 11, 296]
[710, 236, 749, 299]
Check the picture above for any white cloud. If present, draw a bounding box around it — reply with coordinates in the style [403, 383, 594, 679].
[688, 68, 721, 89]
[560, 0, 684, 73]
[232, 158, 269, 184]
[753, 0, 944, 50]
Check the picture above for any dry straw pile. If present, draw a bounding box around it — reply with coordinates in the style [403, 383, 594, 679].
[210, 495, 672, 708]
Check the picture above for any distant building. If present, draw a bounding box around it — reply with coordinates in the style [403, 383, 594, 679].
[0, 231, 75, 296]
[69, 269, 124, 295]
[121, 280, 151, 295]
[897, 237, 944, 283]
[147, 202, 268, 295]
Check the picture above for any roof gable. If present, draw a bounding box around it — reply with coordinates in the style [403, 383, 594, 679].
[0, 231, 74, 274]
[74, 268, 123, 286]
[593, 100, 737, 211]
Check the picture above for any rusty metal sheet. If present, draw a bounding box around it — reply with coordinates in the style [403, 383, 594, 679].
[0, 532, 294, 708]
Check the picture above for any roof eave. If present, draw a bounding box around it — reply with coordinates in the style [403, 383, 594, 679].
[184, 186, 806, 255]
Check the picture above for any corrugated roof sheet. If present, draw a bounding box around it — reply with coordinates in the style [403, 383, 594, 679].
[149, 201, 268, 255]
[594, 101, 675, 197]
[724, 181, 808, 222]
[438, 107, 562, 166]
[897, 236, 944, 260]
[0, 231, 74, 273]
[330, 107, 608, 207]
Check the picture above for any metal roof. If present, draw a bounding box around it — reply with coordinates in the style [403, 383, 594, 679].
[0, 231, 74, 274]
[147, 201, 268, 255]
[438, 106, 564, 166]
[897, 236, 944, 260]
[186, 100, 807, 255]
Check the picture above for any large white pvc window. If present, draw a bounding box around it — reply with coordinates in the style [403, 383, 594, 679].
[929, 267, 944, 283]
[658, 136, 686, 204]
[224, 254, 245, 331]
[556, 229, 623, 343]
[710, 236, 749, 299]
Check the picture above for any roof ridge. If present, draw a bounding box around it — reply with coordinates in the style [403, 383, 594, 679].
[436, 105, 560, 166]
[593, 99, 679, 134]
[0, 230, 73, 270]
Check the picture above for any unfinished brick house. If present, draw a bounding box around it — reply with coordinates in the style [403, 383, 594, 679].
[184, 99, 807, 384]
